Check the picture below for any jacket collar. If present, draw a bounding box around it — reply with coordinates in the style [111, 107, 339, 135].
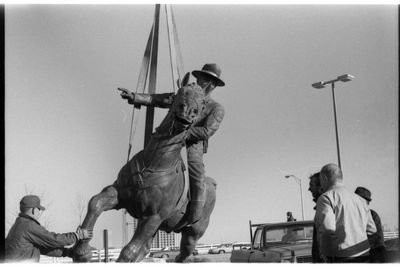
[326, 182, 345, 192]
[204, 94, 212, 103]
[19, 213, 41, 226]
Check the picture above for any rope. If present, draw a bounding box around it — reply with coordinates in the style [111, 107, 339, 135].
[126, 4, 184, 162]
[126, 24, 154, 163]
[165, 5, 178, 93]
[144, 4, 160, 147]
[171, 5, 185, 84]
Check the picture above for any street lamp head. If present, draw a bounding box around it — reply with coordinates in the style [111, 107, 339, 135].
[312, 81, 326, 89]
[337, 74, 355, 83]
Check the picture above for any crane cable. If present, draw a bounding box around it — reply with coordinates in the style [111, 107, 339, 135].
[126, 4, 184, 163]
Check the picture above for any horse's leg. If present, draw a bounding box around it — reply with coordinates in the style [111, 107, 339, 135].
[81, 185, 119, 229]
[175, 217, 210, 263]
[117, 215, 162, 262]
[72, 185, 119, 262]
[137, 235, 154, 261]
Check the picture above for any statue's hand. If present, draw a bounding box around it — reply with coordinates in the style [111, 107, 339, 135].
[117, 87, 135, 101]
[75, 226, 93, 240]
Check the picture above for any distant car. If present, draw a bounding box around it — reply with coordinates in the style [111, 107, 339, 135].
[148, 246, 180, 259]
[149, 246, 197, 259]
[232, 242, 251, 251]
[195, 244, 215, 255]
[231, 220, 314, 263]
[209, 244, 233, 254]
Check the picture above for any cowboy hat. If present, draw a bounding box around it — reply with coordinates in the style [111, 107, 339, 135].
[192, 63, 225, 87]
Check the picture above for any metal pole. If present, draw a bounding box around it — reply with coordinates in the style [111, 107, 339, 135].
[144, 4, 160, 147]
[249, 220, 253, 249]
[103, 229, 109, 263]
[286, 175, 305, 221]
[331, 82, 342, 169]
[299, 179, 305, 221]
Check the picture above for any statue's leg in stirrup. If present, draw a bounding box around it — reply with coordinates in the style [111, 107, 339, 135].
[186, 142, 206, 225]
[118, 215, 162, 262]
[175, 216, 210, 262]
[72, 185, 119, 262]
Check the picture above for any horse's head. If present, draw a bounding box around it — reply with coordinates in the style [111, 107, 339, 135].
[171, 84, 205, 131]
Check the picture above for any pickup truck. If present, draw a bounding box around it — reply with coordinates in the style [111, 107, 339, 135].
[230, 220, 314, 263]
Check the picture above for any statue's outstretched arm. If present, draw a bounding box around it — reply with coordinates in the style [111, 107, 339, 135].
[118, 88, 174, 108]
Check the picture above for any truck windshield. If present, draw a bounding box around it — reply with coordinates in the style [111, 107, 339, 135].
[253, 229, 263, 249]
[265, 225, 313, 245]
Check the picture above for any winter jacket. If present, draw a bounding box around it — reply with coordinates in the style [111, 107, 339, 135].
[315, 184, 377, 259]
[5, 213, 77, 262]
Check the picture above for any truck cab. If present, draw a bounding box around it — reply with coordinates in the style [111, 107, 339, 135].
[230, 220, 314, 263]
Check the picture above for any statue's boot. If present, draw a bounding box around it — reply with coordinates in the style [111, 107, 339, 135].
[186, 177, 206, 225]
[174, 149, 206, 230]
[187, 200, 205, 225]
[173, 200, 205, 232]
[173, 179, 206, 231]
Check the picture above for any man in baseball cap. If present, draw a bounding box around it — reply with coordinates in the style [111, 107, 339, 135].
[19, 195, 46, 211]
[5, 195, 92, 262]
[355, 187, 385, 262]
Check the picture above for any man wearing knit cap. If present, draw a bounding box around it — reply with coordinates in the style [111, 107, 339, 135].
[355, 186, 385, 262]
[5, 195, 92, 262]
[118, 63, 225, 225]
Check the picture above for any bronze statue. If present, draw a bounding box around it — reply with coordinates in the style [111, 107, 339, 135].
[71, 84, 217, 262]
[123, 63, 226, 228]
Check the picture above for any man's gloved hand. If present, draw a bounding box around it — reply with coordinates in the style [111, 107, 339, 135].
[117, 87, 135, 102]
[75, 226, 93, 240]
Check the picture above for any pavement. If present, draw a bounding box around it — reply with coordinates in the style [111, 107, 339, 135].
[165, 253, 231, 263]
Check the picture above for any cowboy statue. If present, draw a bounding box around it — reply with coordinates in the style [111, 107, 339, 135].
[118, 63, 225, 226]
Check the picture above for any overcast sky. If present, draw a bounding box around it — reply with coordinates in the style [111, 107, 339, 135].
[5, 4, 398, 248]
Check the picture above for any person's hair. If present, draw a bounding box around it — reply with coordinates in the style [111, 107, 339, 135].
[320, 163, 343, 183]
[309, 172, 321, 186]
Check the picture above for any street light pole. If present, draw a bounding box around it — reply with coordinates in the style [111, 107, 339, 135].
[312, 74, 354, 170]
[330, 82, 341, 169]
[285, 175, 305, 221]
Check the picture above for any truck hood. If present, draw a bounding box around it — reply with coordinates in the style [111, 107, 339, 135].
[266, 243, 311, 257]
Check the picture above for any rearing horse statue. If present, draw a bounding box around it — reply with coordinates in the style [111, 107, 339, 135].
[72, 84, 217, 262]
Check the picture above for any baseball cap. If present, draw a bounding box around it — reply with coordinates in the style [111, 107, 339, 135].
[20, 195, 46, 210]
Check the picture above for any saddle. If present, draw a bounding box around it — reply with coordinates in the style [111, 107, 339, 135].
[114, 151, 190, 213]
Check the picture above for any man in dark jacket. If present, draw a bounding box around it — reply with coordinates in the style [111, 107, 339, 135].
[118, 63, 225, 225]
[5, 195, 92, 262]
[308, 172, 324, 263]
[355, 187, 385, 262]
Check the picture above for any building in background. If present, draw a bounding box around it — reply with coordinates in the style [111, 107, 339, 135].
[123, 211, 180, 249]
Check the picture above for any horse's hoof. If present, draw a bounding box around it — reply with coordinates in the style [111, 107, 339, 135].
[72, 242, 94, 263]
[174, 253, 190, 263]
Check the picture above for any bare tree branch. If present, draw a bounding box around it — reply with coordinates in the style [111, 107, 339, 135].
[74, 193, 88, 226]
